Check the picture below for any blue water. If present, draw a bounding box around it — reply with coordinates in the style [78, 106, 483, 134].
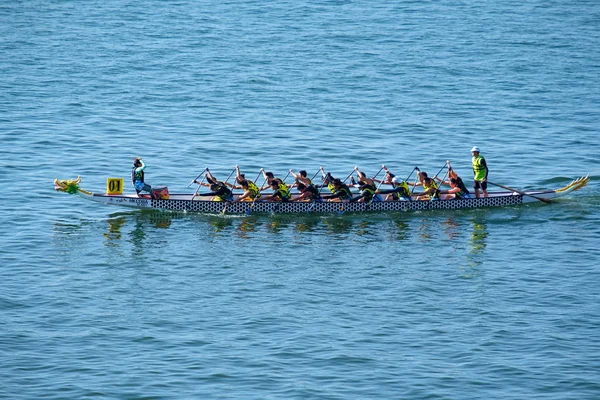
[2, 0, 600, 398]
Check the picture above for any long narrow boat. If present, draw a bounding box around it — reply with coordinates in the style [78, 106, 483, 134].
[54, 175, 589, 214]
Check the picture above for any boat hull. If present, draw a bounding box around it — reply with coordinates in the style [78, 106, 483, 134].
[84, 192, 530, 214]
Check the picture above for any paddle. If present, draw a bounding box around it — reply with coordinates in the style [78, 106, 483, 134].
[246, 171, 268, 215]
[411, 167, 421, 195]
[342, 168, 356, 184]
[280, 170, 291, 184]
[252, 170, 262, 184]
[403, 167, 417, 184]
[220, 167, 237, 215]
[316, 167, 329, 195]
[432, 162, 448, 181]
[374, 164, 387, 192]
[371, 165, 385, 181]
[315, 166, 341, 197]
[192, 168, 209, 196]
[309, 170, 320, 184]
[188, 168, 208, 187]
[488, 181, 553, 204]
[338, 168, 361, 214]
[307, 167, 329, 212]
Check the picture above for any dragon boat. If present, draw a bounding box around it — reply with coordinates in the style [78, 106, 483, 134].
[54, 175, 589, 215]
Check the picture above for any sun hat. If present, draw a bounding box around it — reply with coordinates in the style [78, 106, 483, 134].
[471, 146, 480, 152]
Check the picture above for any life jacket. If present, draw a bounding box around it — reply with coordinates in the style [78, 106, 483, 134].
[305, 185, 321, 200]
[360, 184, 376, 202]
[472, 155, 487, 180]
[392, 180, 411, 198]
[215, 185, 233, 202]
[279, 181, 290, 194]
[336, 184, 352, 200]
[131, 166, 144, 185]
[455, 178, 470, 197]
[275, 185, 291, 201]
[454, 187, 469, 198]
[247, 181, 261, 199]
[423, 178, 440, 199]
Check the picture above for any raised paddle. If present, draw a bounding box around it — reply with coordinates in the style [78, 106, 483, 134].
[432, 161, 448, 181]
[188, 168, 208, 187]
[404, 167, 417, 184]
[251, 171, 260, 183]
[342, 168, 356, 184]
[374, 164, 387, 192]
[307, 167, 330, 212]
[220, 167, 238, 215]
[371, 165, 385, 181]
[280, 170, 292, 184]
[338, 168, 361, 214]
[246, 171, 268, 215]
[488, 181, 553, 204]
[411, 167, 421, 195]
[309, 169, 320, 184]
[192, 168, 209, 196]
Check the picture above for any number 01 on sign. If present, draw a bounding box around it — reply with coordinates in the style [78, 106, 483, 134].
[106, 178, 124, 195]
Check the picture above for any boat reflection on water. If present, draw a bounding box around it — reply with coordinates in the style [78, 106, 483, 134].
[460, 217, 489, 278]
[99, 210, 490, 239]
[104, 211, 174, 255]
[470, 218, 488, 254]
[97, 211, 489, 271]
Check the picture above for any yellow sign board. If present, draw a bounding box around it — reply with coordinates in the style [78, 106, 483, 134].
[106, 178, 124, 195]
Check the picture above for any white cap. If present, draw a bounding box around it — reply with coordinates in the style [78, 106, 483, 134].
[471, 146, 480, 152]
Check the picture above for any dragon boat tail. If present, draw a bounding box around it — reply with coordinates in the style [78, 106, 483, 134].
[54, 175, 590, 215]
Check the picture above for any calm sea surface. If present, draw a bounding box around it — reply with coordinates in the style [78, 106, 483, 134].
[1, 0, 600, 398]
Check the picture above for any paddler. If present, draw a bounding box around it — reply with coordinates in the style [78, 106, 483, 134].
[322, 178, 353, 202]
[348, 167, 379, 202]
[375, 166, 412, 201]
[409, 170, 440, 201]
[261, 179, 292, 202]
[317, 168, 336, 193]
[317, 167, 350, 196]
[230, 166, 262, 202]
[131, 157, 156, 199]
[193, 169, 234, 201]
[291, 182, 322, 202]
[436, 161, 471, 199]
[471, 147, 489, 198]
[194, 183, 234, 202]
[233, 179, 261, 202]
[260, 170, 290, 194]
[289, 169, 313, 188]
[440, 178, 471, 199]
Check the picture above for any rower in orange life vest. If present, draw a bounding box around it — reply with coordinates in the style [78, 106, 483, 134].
[131, 157, 156, 199]
[471, 146, 489, 198]
[409, 169, 440, 200]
